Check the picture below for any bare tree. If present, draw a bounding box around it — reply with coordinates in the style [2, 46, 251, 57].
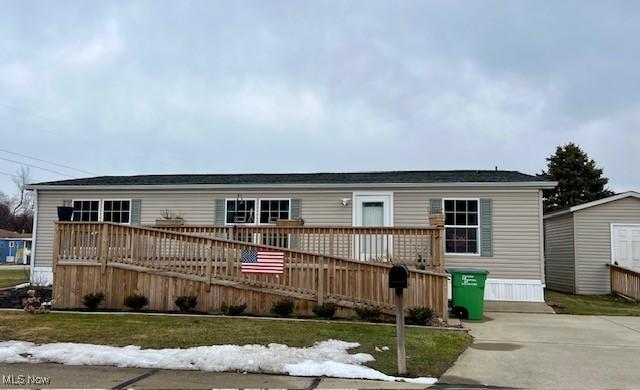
[12, 167, 33, 216]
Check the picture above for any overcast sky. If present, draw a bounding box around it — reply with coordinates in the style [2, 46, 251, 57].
[1, 0, 638, 195]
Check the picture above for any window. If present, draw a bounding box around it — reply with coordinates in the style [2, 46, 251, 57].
[72, 200, 100, 222]
[444, 199, 479, 255]
[259, 199, 290, 224]
[9, 241, 15, 248]
[226, 199, 256, 224]
[72, 199, 131, 224]
[103, 200, 131, 223]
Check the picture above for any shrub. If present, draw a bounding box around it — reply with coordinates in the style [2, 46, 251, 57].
[407, 307, 435, 325]
[124, 294, 148, 311]
[221, 302, 247, 316]
[355, 306, 382, 322]
[82, 292, 105, 311]
[175, 295, 198, 313]
[270, 298, 295, 317]
[312, 302, 337, 319]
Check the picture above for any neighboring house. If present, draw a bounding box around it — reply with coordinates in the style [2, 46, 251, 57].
[0, 229, 32, 265]
[544, 191, 640, 294]
[26, 170, 555, 302]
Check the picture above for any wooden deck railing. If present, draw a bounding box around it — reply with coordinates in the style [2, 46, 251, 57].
[53, 222, 449, 318]
[154, 225, 444, 268]
[610, 264, 640, 301]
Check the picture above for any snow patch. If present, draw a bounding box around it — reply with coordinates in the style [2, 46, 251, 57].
[0, 340, 436, 384]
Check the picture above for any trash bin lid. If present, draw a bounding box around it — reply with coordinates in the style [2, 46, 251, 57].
[446, 268, 489, 274]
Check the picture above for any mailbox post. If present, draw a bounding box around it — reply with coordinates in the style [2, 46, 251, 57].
[389, 265, 409, 375]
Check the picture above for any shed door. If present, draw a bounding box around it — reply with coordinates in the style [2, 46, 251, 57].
[612, 225, 640, 271]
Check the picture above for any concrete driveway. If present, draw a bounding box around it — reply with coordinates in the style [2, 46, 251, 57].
[439, 312, 640, 389]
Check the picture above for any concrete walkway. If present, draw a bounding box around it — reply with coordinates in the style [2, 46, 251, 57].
[439, 312, 640, 389]
[0, 363, 430, 389]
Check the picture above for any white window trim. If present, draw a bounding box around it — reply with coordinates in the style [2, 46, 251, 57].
[224, 198, 258, 226]
[71, 199, 102, 222]
[9, 241, 15, 248]
[257, 198, 292, 226]
[102, 199, 132, 225]
[71, 199, 132, 225]
[443, 198, 481, 256]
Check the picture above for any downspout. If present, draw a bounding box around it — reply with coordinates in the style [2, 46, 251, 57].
[538, 189, 545, 286]
[29, 189, 38, 284]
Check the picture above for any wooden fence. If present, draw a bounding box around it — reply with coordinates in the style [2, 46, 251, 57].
[53, 222, 449, 320]
[610, 264, 640, 301]
[155, 225, 444, 268]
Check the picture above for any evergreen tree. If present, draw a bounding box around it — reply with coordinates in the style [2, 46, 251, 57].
[542, 143, 614, 212]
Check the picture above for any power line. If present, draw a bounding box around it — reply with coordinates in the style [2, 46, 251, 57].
[0, 148, 96, 176]
[0, 156, 76, 178]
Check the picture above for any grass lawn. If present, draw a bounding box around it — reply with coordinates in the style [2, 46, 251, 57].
[546, 290, 640, 316]
[0, 268, 30, 288]
[0, 311, 471, 377]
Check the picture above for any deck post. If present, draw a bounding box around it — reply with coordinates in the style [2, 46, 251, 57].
[51, 223, 60, 277]
[428, 212, 446, 269]
[317, 256, 325, 305]
[205, 242, 213, 292]
[100, 223, 109, 274]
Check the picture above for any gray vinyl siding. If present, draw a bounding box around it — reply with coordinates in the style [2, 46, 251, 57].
[544, 214, 575, 293]
[395, 189, 543, 280]
[34, 190, 352, 268]
[34, 187, 544, 282]
[573, 197, 640, 294]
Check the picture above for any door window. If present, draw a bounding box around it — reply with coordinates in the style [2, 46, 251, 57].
[362, 202, 384, 226]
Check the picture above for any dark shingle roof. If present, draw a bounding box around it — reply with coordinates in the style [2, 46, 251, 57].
[30, 170, 549, 187]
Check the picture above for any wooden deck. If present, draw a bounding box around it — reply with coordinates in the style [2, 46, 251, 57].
[52, 222, 449, 320]
[155, 225, 444, 267]
[610, 264, 640, 301]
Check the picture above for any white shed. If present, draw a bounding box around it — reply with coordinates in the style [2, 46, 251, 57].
[544, 192, 640, 294]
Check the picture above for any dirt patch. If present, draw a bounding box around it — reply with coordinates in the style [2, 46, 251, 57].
[16, 326, 55, 335]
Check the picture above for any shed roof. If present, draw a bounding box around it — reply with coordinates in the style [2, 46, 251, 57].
[27, 170, 555, 189]
[544, 191, 640, 219]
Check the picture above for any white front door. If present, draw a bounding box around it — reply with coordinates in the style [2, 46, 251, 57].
[612, 224, 640, 271]
[353, 192, 392, 260]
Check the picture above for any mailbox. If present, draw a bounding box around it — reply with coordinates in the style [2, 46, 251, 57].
[389, 265, 409, 289]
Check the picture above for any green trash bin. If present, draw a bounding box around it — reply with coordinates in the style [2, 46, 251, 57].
[447, 268, 489, 320]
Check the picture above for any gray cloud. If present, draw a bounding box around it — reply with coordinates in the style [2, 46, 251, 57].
[0, 0, 637, 193]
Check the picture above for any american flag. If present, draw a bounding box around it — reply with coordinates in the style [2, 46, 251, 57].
[241, 249, 284, 274]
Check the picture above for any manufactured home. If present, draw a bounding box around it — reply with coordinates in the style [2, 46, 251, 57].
[544, 191, 640, 295]
[27, 170, 555, 304]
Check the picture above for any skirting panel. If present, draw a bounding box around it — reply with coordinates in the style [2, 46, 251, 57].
[448, 277, 544, 302]
[31, 266, 54, 286]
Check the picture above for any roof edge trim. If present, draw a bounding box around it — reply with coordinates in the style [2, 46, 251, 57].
[27, 181, 558, 191]
[544, 191, 640, 219]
